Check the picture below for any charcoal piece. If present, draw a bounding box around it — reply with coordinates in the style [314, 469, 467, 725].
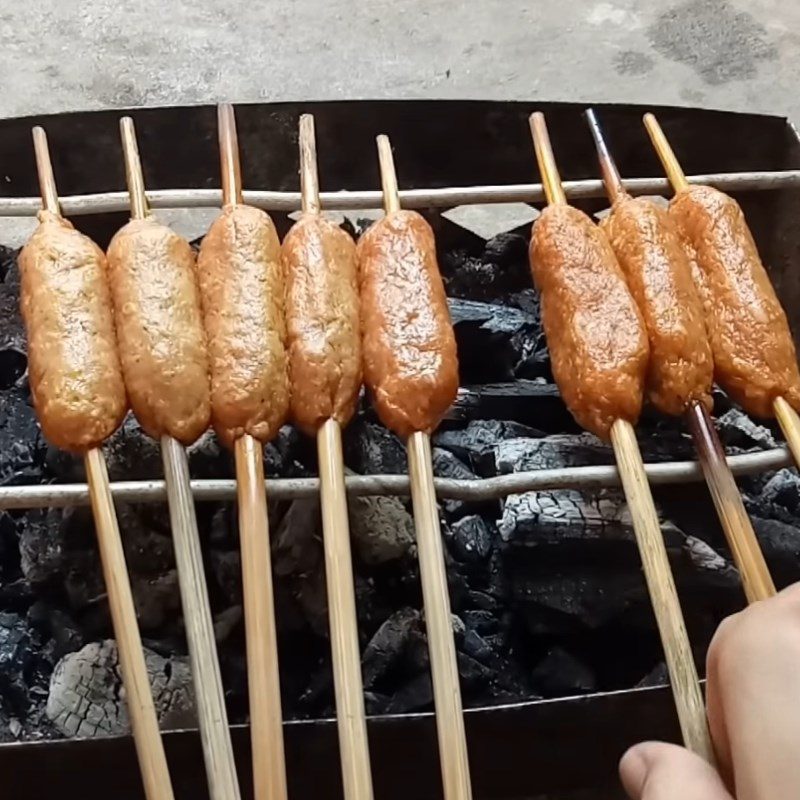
[102, 414, 162, 481]
[363, 692, 390, 716]
[210, 550, 242, 605]
[344, 420, 407, 475]
[715, 408, 776, 452]
[116, 504, 175, 575]
[531, 647, 597, 695]
[207, 504, 236, 549]
[213, 605, 243, 643]
[348, 492, 415, 565]
[272, 497, 327, 635]
[750, 469, 800, 524]
[466, 590, 501, 611]
[432, 447, 479, 518]
[46, 640, 195, 738]
[404, 627, 431, 674]
[440, 233, 529, 301]
[447, 515, 494, 563]
[494, 433, 613, 474]
[0, 388, 46, 485]
[0, 246, 17, 283]
[751, 517, 800, 583]
[63, 550, 106, 612]
[680, 536, 741, 590]
[434, 419, 545, 475]
[511, 568, 646, 630]
[0, 612, 46, 711]
[26, 603, 84, 661]
[362, 608, 420, 689]
[636, 661, 669, 688]
[0, 280, 26, 390]
[457, 652, 493, 689]
[263, 425, 310, 477]
[386, 672, 433, 714]
[461, 628, 493, 663]
[448, 381, 577, 431]
[186, 430, 232, 478]
[18, 509, 65, 584]
[132, 570, 181, 631]
[461, 609, 498, 636]
[448, 298, 547, 383]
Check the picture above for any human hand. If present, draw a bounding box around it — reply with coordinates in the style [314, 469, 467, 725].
[620, 583, 800, 799]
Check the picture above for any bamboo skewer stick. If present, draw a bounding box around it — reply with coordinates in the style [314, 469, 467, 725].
[217, 103, 288, 800]
[585, 109, 775, 604]
[119, 116, 241, 800]
[31, 127, 175, 800]
[531, 112, 714, 761]
[376, 134, 473, 800]
[298, 113, 374, 800]
[643, 113, 800, 488]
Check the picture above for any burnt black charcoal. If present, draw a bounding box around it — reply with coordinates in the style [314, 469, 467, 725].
[447, 515, 494, 563]
[116, 505, 175, 575]
[431, 447, 479, 518]
[461, 628, 493, 663]
[448, 298, 548, 383]
[457, 652, 493, 689]
[750, 517, 800, 585]
[263, 425, 310, 477]
[434, 419, 545, 475]
[494, 434, 613, 474]
[102, 415, 162, 481]
[531, 647, 597, 695]
[0, 612, 48, 713]
[19, 509, 65, 584]
[715, 408, 776, 452]
[0, 388, 46, 485]
[461, 609, 498, 636]
[449, 380, 577, 431]
[749, 469, 800, 524]
[344, 420, 407, 474]
[362, 607, 420, 689]
[386, 672, 433, 714]
[0, 279, 26, 390]
[210, 550, 242, 605]
[0, 246, 17, 284]
[440, 233, 530, 301]
[636, 662, 669, 689]
[26, 603, 84, 661]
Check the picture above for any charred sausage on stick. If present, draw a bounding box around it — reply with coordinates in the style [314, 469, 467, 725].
[113, 116, 241, 800]
[359, 135, 472, 800]
[20, 127, 175, 800]
[529, 112, 713, 761]
[282, 113, 373, 800]
[585, 109, 774, 603]
[196, 103, 288, 800]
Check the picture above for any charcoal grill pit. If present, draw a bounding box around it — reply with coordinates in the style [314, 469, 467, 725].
[2, 100, 800, 800]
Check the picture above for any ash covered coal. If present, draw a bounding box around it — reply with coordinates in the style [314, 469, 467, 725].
[0, 223, 796, 747]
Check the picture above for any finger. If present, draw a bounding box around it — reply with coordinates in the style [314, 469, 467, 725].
[619, 742, 732, 800]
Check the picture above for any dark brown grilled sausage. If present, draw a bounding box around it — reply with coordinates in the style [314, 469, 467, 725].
[282, 214, 361, 435]
[197, 204, 289, 446]
[669, 185, 800, 418]
[107, 217, 210, 444]
[601, 195, 713, 415]
[19, 211, 127, 452]
[356, 210, 458, 438]
[529, 204, 649, 440]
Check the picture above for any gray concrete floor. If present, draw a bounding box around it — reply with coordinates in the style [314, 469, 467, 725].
[0, 0, 797, 121]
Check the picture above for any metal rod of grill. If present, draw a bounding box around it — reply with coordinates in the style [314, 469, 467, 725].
[0, 170, 797, 217]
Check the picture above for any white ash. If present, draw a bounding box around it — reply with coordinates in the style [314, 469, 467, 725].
[46, 640, 195, 738]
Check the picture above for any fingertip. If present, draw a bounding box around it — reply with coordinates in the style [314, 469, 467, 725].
[619, 744, 648, 798]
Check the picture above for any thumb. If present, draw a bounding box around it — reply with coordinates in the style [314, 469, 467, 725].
[620, 742, 732, 800]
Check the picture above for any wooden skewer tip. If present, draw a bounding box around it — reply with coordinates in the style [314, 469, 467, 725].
[299, 113, 321, 215]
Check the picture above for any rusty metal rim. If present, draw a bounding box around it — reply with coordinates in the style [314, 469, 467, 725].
[0, 170, 798, 217]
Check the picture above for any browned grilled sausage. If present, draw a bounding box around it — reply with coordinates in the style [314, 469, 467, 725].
[601, 195, 713, 415]
[19, 211, 127, 452]
[669, 185, 800, 418]
[196, 204, 289, 446]
[529, 204, 649, 440]
[356, 210, 458, 438]
[106, 217, 210, 444]
[282, 214, 361, 435]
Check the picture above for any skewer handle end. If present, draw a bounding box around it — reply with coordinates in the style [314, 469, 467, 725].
[376, 134, 401, 214]
[31, 126, 60, 215]
[119, 116, 150, 221]
[642, 113, 690, 193]
[528, 112, 566, 207]
[299, 113, 321, 215]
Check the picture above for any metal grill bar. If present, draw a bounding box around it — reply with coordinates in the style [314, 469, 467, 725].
[1, 170, 798, 217]
[2, 447, 789, 510]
